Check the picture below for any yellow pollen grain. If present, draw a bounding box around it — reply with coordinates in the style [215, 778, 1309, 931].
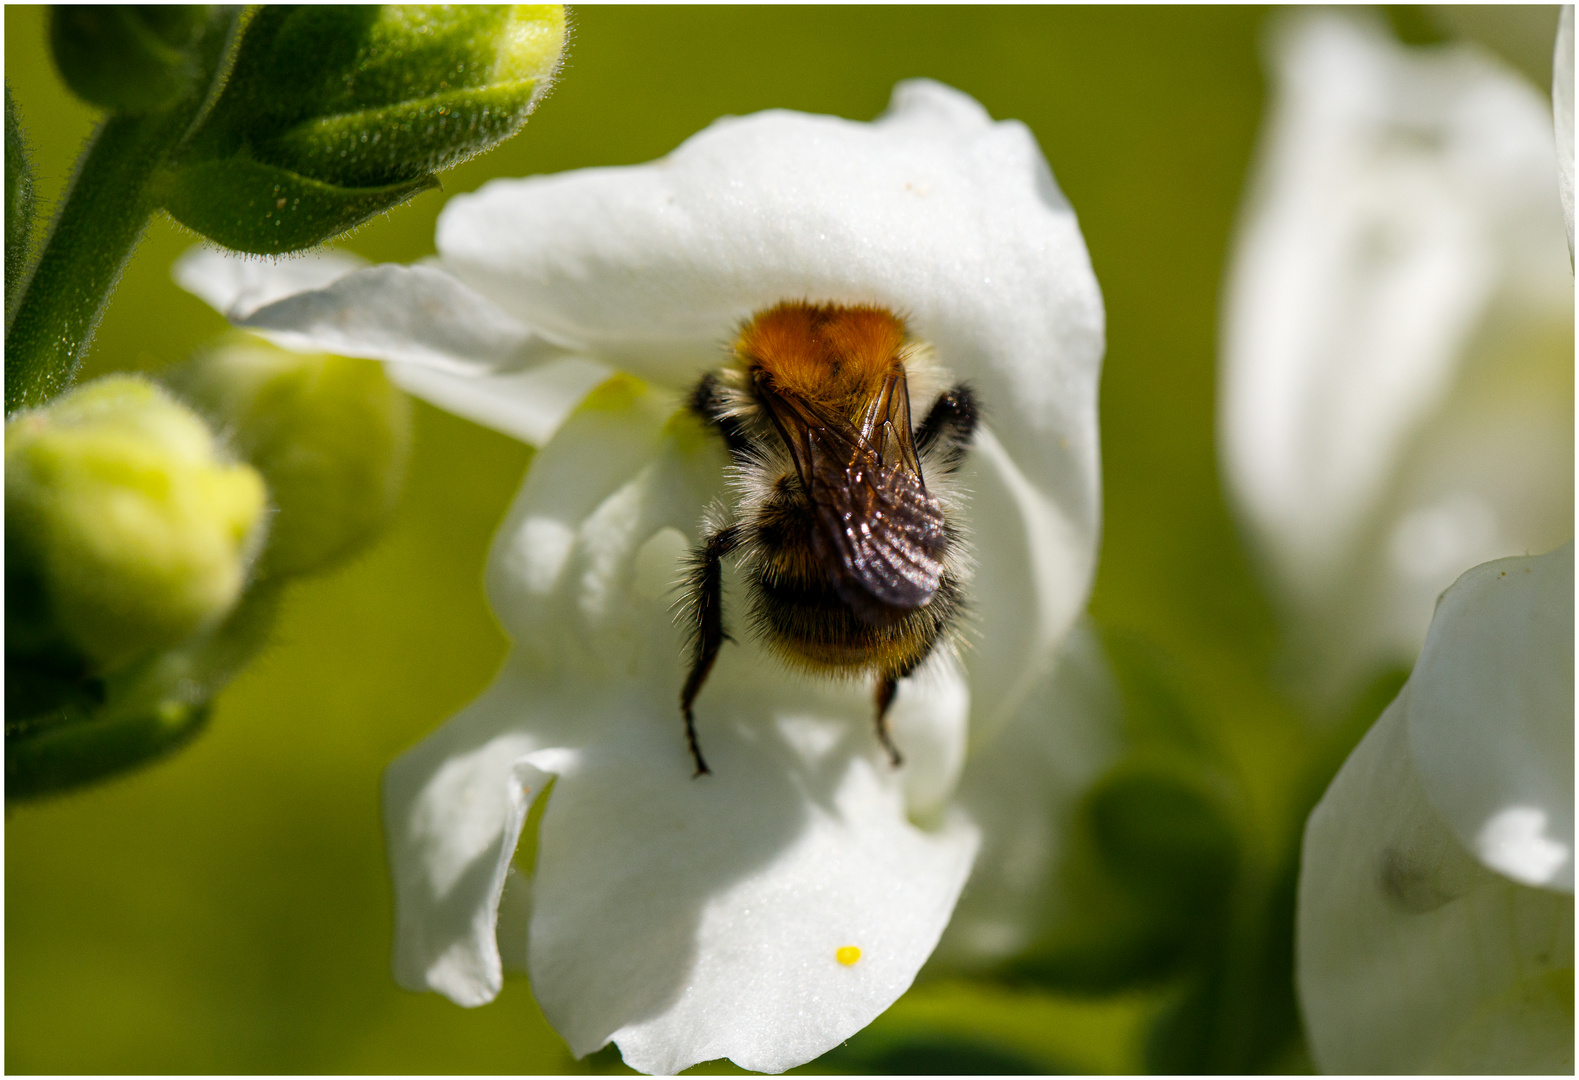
[835, 945, 862, 966]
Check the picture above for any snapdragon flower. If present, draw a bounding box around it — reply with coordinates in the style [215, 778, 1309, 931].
[1297, 542, 1574, 1073]
[1220, 12, 1573, 705]
[176, 81, 1109, 1072]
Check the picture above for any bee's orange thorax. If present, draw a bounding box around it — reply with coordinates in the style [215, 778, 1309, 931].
[735, 301, 905, 413]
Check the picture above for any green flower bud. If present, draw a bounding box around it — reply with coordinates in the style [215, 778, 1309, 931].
[6, 375, 268, 674]
[163, 5, 567, 254]
[5, 83, 35, 316]
[48, 5, 214, 114]
[168, 334, 411, 577]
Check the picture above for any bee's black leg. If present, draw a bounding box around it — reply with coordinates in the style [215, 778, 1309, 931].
[690, 373, 754, 465]
[914, 383, 978, 469]
[873, 676, 906, 768]
[679, 523, 744, 776]
[874, 641, 942, 768]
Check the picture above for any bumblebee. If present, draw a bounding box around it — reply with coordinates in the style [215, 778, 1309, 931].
[679, 301, 978, 775]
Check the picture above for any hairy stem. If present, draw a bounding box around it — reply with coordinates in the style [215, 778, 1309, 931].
[4, 7, 249, 416]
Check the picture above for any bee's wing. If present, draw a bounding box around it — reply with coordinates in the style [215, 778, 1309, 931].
[760, 371, 948, 620]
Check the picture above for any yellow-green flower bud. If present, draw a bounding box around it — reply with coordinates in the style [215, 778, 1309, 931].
[6, 375, 267, 673]
[163, 5, 568, 254]
[168, 335, 411, 578]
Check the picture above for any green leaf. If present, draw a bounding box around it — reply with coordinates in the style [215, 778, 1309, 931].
[5, 83, 35, 319]
[6, 698, 214, 801]
[1086, 759, 1241, 915]
[1100, 627, 1214, 749]
[48, 5, 213, 114]
[160, 156, 437, 255]
[5, 581, 281, 801]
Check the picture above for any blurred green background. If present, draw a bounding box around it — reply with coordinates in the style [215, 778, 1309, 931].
[5, 4, 1557, 1074]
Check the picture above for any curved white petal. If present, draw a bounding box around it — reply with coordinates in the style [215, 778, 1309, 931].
[1406, 544, 1574, 891]
[171, 244, 367, 320]
[385, 356, 610, 446]
[436, 78, 1104, 704]
[237, 264, 563, 376]
[931, 622, 1122, 969]
[383, 662, 555, 1006]
[956, 427, 1097, 741]
[1222, 13, 1573, 699]
[174, 245, 604, 447]
[1298, 686, 1574, 1073]
[1556, 6, 1574, 256]
[388, 381, 979, 1072]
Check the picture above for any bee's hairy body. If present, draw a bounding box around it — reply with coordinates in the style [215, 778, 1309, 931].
[747, 476, 966, 675]
[678, 301, 978, 776]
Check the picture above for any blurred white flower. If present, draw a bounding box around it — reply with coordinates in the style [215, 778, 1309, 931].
[1220, 12, 1573, 705]
[1556, 5, 1574, 255]
[1298, 542, 1574, 1073]
[177, 81, 1110, 1073]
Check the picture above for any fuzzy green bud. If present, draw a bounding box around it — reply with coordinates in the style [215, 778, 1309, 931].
[168, 335, 411, 577]
[48, 5, 214, 114]
[163, 5, 567, 254]
[6, 375, 268, 674]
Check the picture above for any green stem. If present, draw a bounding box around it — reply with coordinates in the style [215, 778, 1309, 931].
[3, 6, 249, 417]
[3, 111, 181, 415]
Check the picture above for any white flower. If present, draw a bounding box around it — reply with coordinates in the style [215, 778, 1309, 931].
[176, 80, 1108, 1073]
[1219, 12, 1574, 704]
[1297, 542, 1574, 1073]
[1556, 6, 1575, 256]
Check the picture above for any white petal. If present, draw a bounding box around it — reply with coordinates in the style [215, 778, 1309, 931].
[174, 246, 604, 446]
[480, 375, 709, 660]
[386, 355, 610, 446]
[171, 244, 366, 319]
[366, 81, 1108, 1070]
[1297, 687, 1574, 1073]
[529, 691, 978, 1075]
[1406, 543, 1574, 891]
[391, 381, 979, 1071]
[931, 622, 1122, 969]
[435, 79, 1104, 704]
[514, 392, 979, 1073]
[1556, 5, 1574, 257]
[236, 263, 564, 375]
[956, 426, 1097, 741]
[382, 662, 556, 1006]
[1221, 13, 1573, 699]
